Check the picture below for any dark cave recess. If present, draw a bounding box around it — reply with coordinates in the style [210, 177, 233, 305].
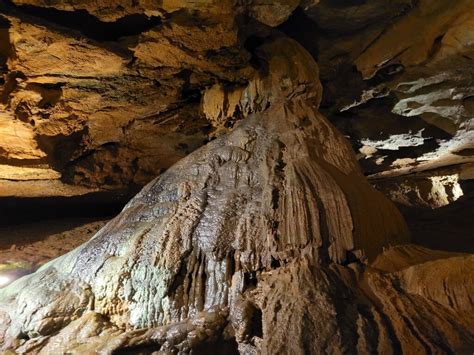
[0, 191, 129, 227]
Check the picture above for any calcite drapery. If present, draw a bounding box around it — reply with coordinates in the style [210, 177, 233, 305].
[1, 37, 472, 354]
[0, 36, 404, 350]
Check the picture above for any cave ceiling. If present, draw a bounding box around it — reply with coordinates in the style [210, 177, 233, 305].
[0, 0, 472, 209]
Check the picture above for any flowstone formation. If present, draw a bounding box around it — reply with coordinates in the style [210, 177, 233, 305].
[1, 37, 473, 354]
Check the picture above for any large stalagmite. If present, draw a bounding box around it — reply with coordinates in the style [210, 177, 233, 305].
[0, 37, 473, 354]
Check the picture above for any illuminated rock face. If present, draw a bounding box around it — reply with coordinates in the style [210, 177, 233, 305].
[0, 0, 320, 198]
[0, 38, 473, 354]
[310, 0, 474, 205]
[0, 0, 472, 205]
[0, 2, 251, 197]
[0, 1, 473, 354]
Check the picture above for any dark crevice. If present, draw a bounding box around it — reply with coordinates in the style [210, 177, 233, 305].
[0, 15, 12, 71]
[0, 156, 49, 166]
[270, 256, 281, 268]
[0, 193, 128, 227]
[191, 336, 240, 355]
[1, 71, 26, 103]
[399, 186, 474, 254]
[368, 64, 405, 86]
[36, 128, 87, 171]
[113, 345, 161, 355]
[178, 69, 202, 103]
[0, 15, 9, 28]
[224, 104, 244, 129]
[422, 33, 445, 65]
[243, 272, 258, 291]
[453, 148, 474, 156]
[277, 7, 320, 60]
[249, 307, 263, 338]
[25, 83, 63, 108]
[0, 0, 162, 42]
[243, 35, 268, 71]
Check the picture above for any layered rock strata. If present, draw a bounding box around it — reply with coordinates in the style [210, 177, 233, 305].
[310, 0, 474, 207]
[1, 0, 473, 209]
[0, 37, 472, 354]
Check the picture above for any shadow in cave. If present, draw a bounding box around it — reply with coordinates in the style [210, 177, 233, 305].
[399, 181, 474, 254]
[0, 0, 162, 42]
[0, 192, 129, 226]
[0, 192, 130, 250]
[277, 7, 320, 60]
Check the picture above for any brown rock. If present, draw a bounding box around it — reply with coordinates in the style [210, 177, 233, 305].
[0, 4, 251, 196]
[3, 37, 472, 355]
[0, 2, 472, 354]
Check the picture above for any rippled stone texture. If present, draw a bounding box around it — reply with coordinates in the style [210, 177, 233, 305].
[0, 1, 252, 196]
[1, 37, 472, 354]
[1, 0, 473, 206]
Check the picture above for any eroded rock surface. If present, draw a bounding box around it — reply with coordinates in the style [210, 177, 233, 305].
[0, 1, 473, 353]
[0, 1, 253, 197]
[0, 0, 338, 199]
[309, 0, 474, 208]
[1, 0, 472, 207]
[0, 37, 472, 354]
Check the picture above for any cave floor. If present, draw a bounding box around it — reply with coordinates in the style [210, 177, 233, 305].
[0, 217, 108, 268]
